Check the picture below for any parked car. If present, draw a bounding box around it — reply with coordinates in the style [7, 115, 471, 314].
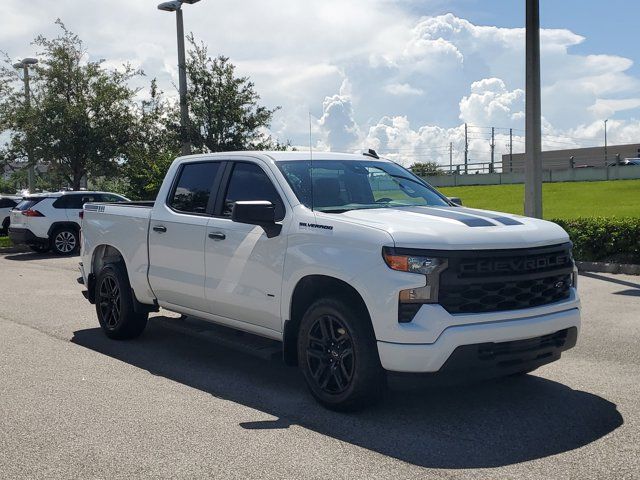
[0, 195, 21, 236]
[608, 158, 640, 167]
[79, 151, 580, 410]
[9, 191, 128, 255]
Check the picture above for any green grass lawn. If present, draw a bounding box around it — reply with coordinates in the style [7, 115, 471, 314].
[438, 179, 640, 219]
[0, 236, 12, 248]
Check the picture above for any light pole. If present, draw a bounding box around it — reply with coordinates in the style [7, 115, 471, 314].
[604, 119, 609, 166]
[158, 0, 201, 156]
[525, 0, 543, 219]
[13, 57, 38, 192]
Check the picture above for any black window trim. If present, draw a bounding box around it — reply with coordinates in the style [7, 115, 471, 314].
[213, 160, 287, 221]
[165, 160, 226, 217]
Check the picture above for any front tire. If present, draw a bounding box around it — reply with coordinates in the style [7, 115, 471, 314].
[297, 296, 385, 411]
[95, 263, 148, 340]
[52, 227, 79, 255]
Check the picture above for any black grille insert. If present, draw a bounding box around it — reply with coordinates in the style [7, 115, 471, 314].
[437, 243, 573, 314]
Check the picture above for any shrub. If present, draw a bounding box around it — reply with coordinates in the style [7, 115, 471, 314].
[553, 217, 640, 264]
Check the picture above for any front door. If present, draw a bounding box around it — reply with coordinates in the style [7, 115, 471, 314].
[148, 161, 223, 312]
[204, 160, 289, 333]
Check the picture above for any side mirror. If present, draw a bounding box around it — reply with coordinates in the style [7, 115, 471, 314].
[448, 197, 463, 206]
[231, 201, 282, 238]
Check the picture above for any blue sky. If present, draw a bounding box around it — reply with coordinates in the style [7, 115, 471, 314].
[3, 0, 640, 164]
[428, 0, 639, 74]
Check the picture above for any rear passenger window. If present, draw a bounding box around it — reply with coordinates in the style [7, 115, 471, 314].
[169, 162, 220, 214]
[223, 163, 284, 220]
[15, 198, 43, 211]
[97, 194, 125, 203]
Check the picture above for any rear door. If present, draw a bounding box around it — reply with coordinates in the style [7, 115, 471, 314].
[204, 160, 289, 333]
[64, 194, 98, 224]
[147, 161, 224, 312]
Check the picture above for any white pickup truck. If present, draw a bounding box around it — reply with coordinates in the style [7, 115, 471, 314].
[79, 151, 580, 410]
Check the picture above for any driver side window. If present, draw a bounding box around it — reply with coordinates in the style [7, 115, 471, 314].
[223, 163, 285, 221]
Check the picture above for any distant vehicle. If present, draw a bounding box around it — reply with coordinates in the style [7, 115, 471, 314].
[608, 158, 640, 167]
[9, 191, 128, 255]
[0, 195, 21, 236]
[79, 151, 580, 411]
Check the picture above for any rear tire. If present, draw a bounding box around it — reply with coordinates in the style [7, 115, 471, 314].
[29, 244, 51, 253]
[1, 218, 9, 236]
[95, 263, 148, 340]
[52, 227, 79, 255]
[297, 296, 385, 411]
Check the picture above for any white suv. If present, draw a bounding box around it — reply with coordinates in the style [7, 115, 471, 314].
[9, 191, 128, 255]
[1, 195, 21, 235]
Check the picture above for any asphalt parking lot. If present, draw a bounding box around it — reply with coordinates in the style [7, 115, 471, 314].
[0, 252, 638, 479]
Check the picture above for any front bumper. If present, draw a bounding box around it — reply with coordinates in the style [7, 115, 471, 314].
[8, 227, 49, 246]
[377, 306, 580, 373]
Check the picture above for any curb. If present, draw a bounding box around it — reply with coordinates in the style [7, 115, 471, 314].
[576, 261, 640, 276]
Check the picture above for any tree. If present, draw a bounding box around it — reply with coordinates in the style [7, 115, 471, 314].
[409, 162, 443, 177]
[0, 20, 141, 190]
[184, 35, 284, 152]
[123, 79, 179, 200]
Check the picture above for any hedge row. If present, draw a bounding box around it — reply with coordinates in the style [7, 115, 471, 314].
[553, 217, 640, 264]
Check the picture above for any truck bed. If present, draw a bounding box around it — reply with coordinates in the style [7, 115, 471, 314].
[81, 201, 155, 303]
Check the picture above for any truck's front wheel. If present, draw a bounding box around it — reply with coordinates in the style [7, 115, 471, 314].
[95, 263, 148, 340]
[297, 296, 385, 411]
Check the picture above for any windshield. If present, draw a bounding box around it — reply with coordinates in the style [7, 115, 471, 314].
[277, 159, 450, 212]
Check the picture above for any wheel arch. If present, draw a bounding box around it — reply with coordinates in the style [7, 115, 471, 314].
[89, 244, 156, 313]
[283, 274, 373, 366]
[47, 221, 80, 237]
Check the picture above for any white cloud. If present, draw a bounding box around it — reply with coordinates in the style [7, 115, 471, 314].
[317, 80, 361, 151]
[384, 83, 424, 96]
[459, 78, 525, 126]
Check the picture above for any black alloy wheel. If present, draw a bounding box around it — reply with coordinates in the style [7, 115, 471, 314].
[95, 263, 148, 340]
[306, 314, 355, 395]
[98, 275, 121, 331]
[298, 296, 385, 411]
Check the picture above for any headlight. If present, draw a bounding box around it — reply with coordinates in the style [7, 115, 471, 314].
[382, 250, 445, 275]
[382, 248, 448, 322]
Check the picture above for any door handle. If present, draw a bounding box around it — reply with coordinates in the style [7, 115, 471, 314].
[208, 232, 226, 240]
[153, 225, 167, 233]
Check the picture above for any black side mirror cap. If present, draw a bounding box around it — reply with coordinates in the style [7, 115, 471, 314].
[448, 197, 463, 206]
[231, 201, 282, 238]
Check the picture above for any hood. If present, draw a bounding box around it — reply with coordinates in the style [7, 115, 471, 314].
[337, 206, 569, 250]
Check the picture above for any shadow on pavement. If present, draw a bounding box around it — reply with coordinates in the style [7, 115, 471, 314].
[580, 271, 640, 289]
[72, 317, 623, 469]
[3, 251, 78, 261]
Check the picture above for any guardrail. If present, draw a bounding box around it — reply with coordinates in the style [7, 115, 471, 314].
[423, 165, 640, 187]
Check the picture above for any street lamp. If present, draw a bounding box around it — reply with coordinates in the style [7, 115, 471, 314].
[604, 119, 609, 166]
[13, 57, 39, 192]
[158, 0, 201, 156]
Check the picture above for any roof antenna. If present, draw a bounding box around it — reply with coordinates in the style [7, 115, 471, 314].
[309, 111, 314, 212]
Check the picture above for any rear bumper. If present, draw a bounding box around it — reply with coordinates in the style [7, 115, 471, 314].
[8, 227, 48, 246]
[377, 306, 580, 374]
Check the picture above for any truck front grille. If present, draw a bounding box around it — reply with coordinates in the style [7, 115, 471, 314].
[437, 243, 574, 315]
[439, 273, 571, 314]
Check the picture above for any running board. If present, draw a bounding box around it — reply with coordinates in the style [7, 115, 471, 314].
[153, 315, 282, 361]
